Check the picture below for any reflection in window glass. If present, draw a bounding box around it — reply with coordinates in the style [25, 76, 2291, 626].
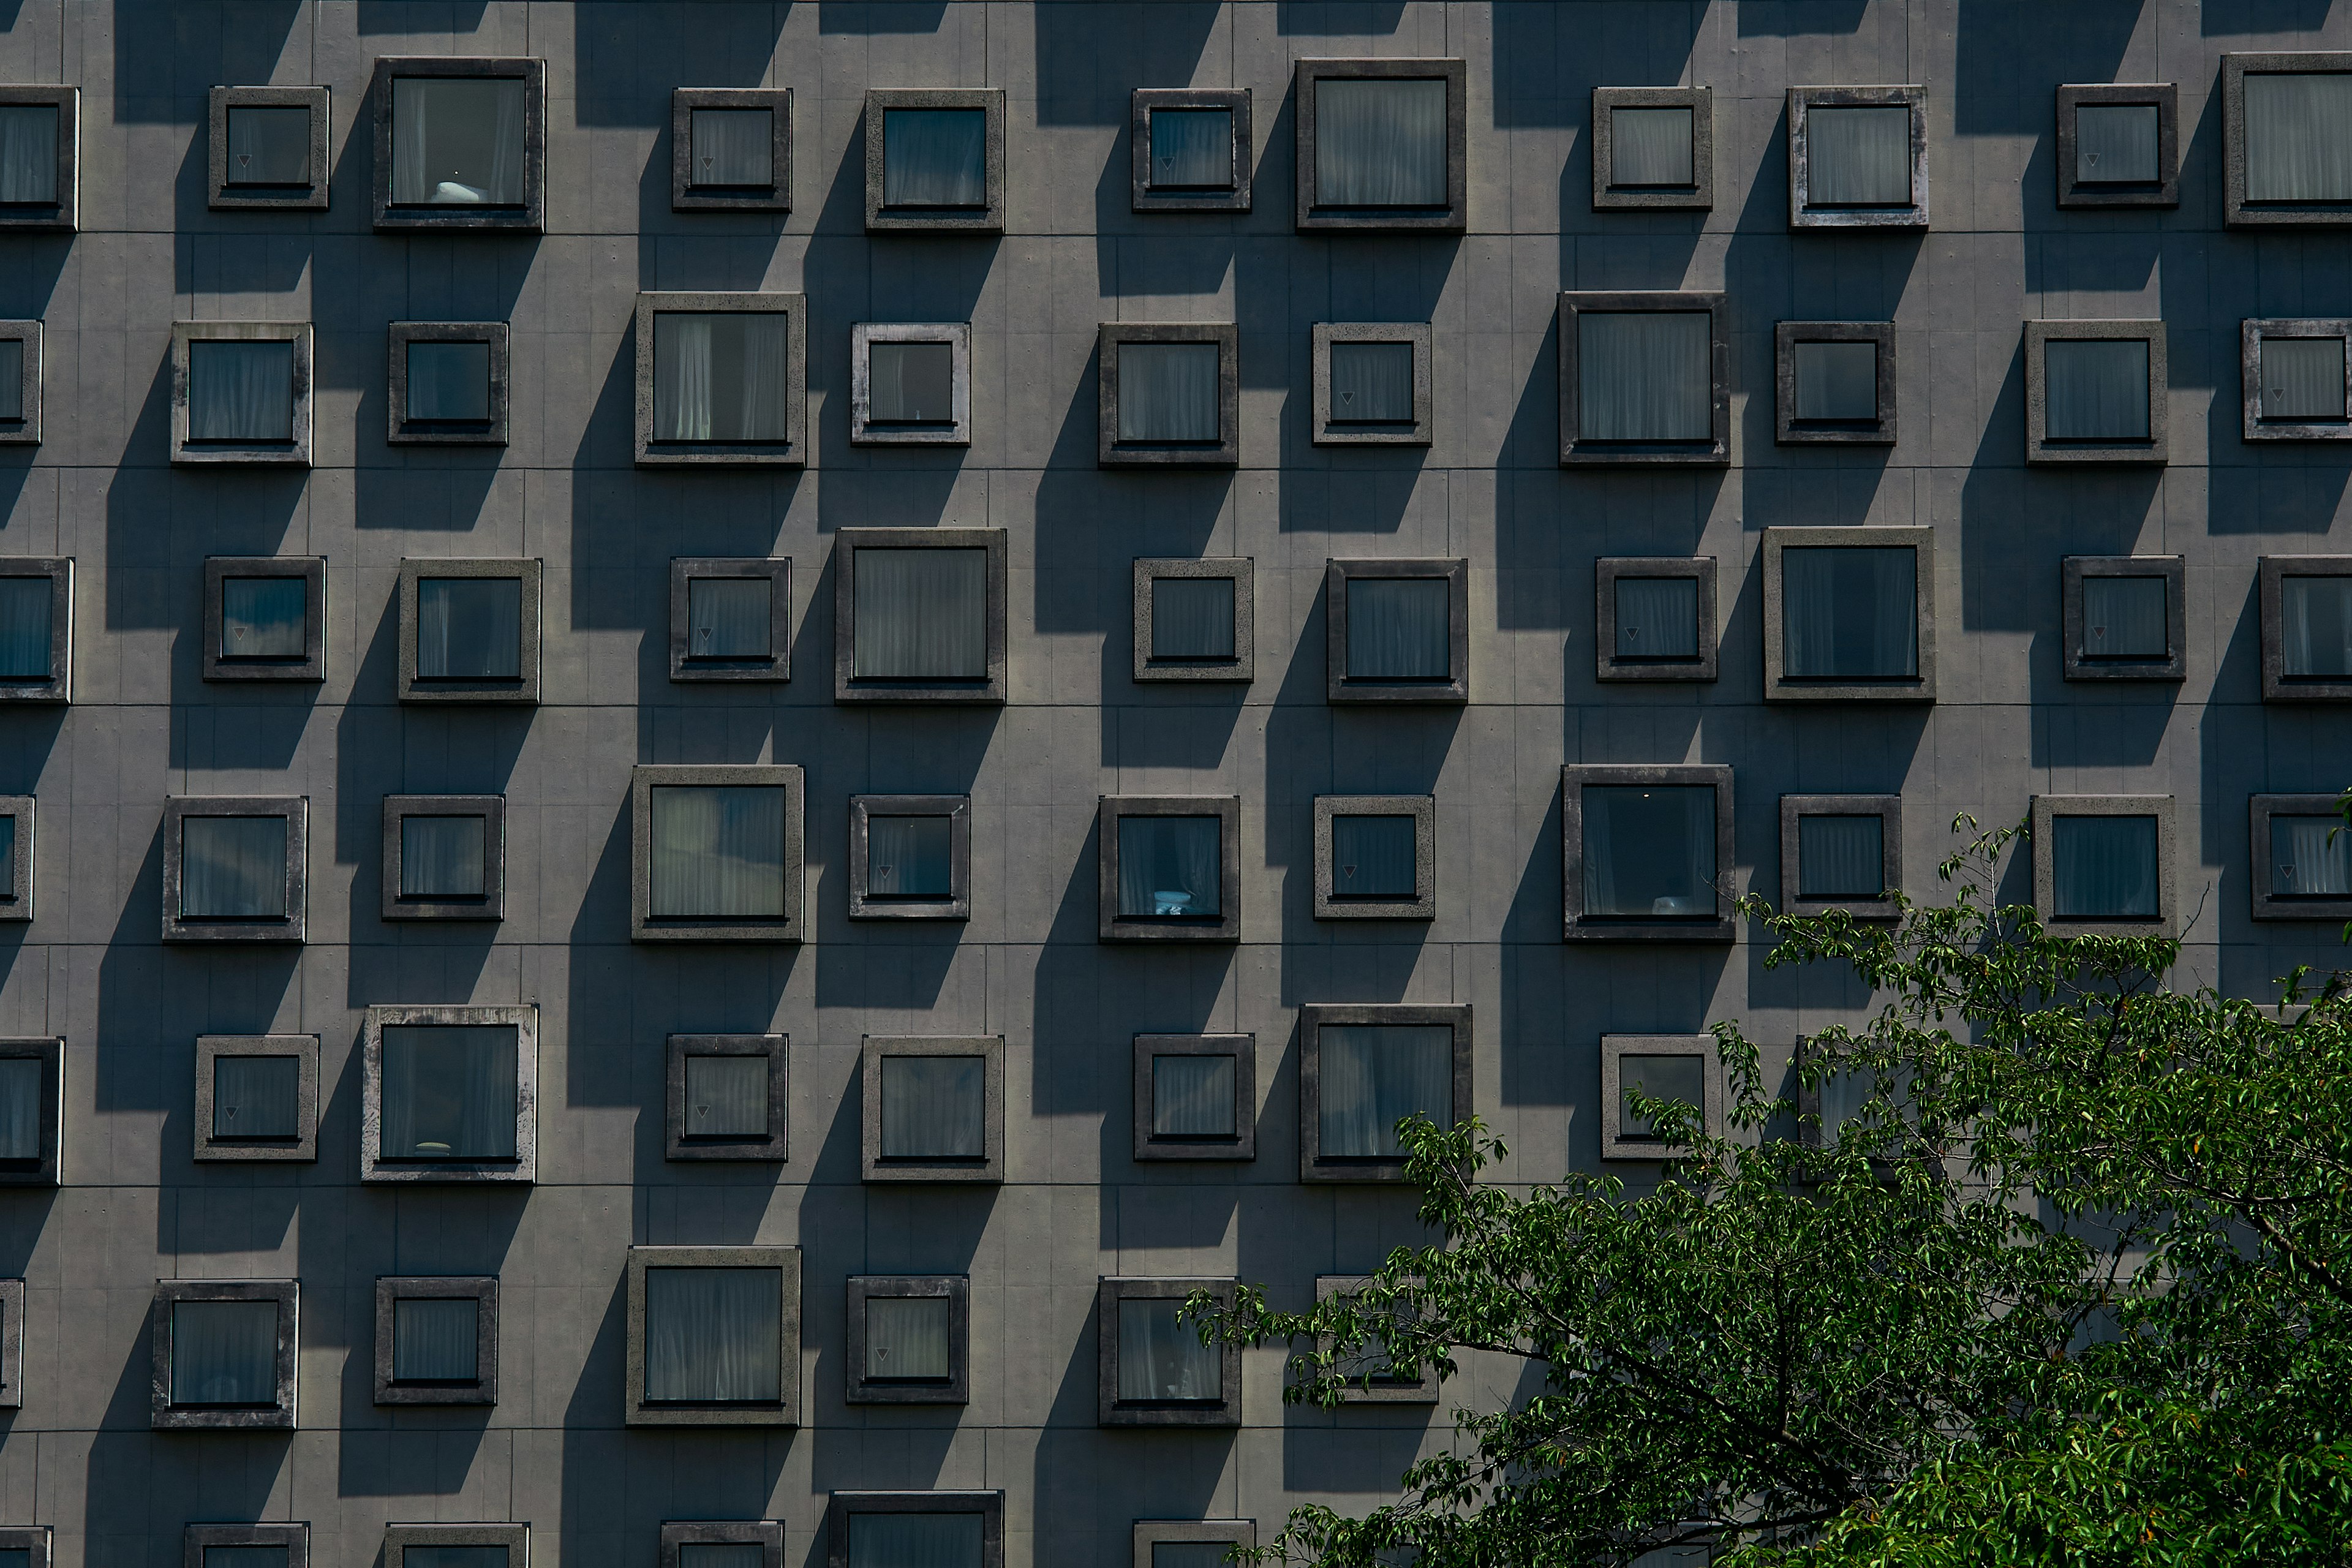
[1118, 343, 1221, 442]
[865, 1295, 951, 1380]
[654, 313, 791, 443]
[1792, 341, 1877, 422]
[2051, 815, 2160, 919]
[1619, 1053, 1706, 1140]
[1580, 312, 1711, 440]
[1316, 78, 1447, 206]
[687, 578, 771, 660]
[0, 1057, 40, 1162]
[1118, 1298, 1220, 1401]
[1805, 105, 1912, 205]
[407, 341, 492, 423]
[2281, 576, 2352, 677]
[853, 548, 988, 680]
[1150, 108, 1231, 187]
[180, 816, 288, 919]
[649, 786, 787, 919]
[1320, 1024, 1450, 1157]
[379, 1025, 519, 1159]
[1329, 341, 1414, 423]
[879, 1055, 986, 1159]
[1615, 577, 1699, 661]
[401, 815, 487, 899]
[221, 577, 306, 660]
[1781, 546, 1918, 679]
[393, 1297, 479, 1382]
[0, 105, 59, 205]
[1117, 816, 1222, 918]
[2080, 576, 2168, 659]
[1610, 106, 1694, 186]
[847, 1515, 982, 1568]
[867, 816, 953, 898]
[1331, 815, 1417, 899]
[868, 341, 955, 424]
[1153, 1054, 1236, 1138]
[0, 577, 51, 680]
[2261, 337, 2346, 421]
[2271, 814, 2352, 897]
[391, 77, 527, 205]
[188, 341, 295, 443]
[2244, 72, 2352, 203]
[684, 1055, 769, 1139]
[170, 1298, 278, 1405]
[225, 105, 311, 186]
[2075, 104, 2159, 184]
[417, 578, 523, 679]
[1796, 815, 1883, 899]
[1151, 577, 1235, 661]
[1583, 785, 1715, 918]
[212, 1054, 300, 1140]
[883, 108, 987, 207]
[690, 108, 773, 188]
[1346, 577, 1451, 680]
[2044, 339, 2150, 441]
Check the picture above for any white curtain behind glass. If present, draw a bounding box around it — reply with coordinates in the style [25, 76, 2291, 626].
[380, 1025, 518, 1159]
[1781, 546, 1917, 679]
[2043, 339, 2150, 440]
[221, 577, 306, 659]
[848, 1513, 982, 1568]
[1806, 105, 1912, 205]
[1346, 576, 1450, 679]
[394, 78, 524, 204]
[1328, 341, 1414, 422]
[1796, 814, 1883, 899]
[1615, 577, 1698, 659]
[1330, 815, 1417, 898]
[1793, 341, 1878, 421]
[1117, 815, 1222, 918]
[649, 786, 786, 918]
[883, 109, 989, 206]
[212, 1055, 299, 1139]
[1580, 312, 1710, 440]
[0, 339, 21, 421]
[869, 341, 956, 423]
[1315, 78, 1447, 205]
[1151, 578, 1235, 659]
[687, 578, 771, 659]
[2262, 337, 2346, 420]
[865, 1295, 951, 1379]
[171, 1300, 277, 1404]
[0, 105, 57, 205]
[692, 108, 774, 187]
[1118, 343, 1221, 442]
[2075, 104, 2159, 184]
[181, 816, 287, 919]
[2282, 576, 2352, 676]
[1153, 1054, 1236, 1137]
[2272, 815, 2352, 896]
[0, 576, 53, 679]
[854, 548, 987, 679]
[880, 1055, 986, 1158]
[2245, 72, 2352, 202]
[684, 1054, 769, 1137]
[0, 1058, 39, 1161]
[1619, 1053, 1706, 1139]
[867, 816, 953, 897]
[1319, 1024, 1451, 1156]
[417, 577, 522, 679]
[1118, 1298, 1220, 1400]
[188, 341, 294, 442]
[1150, 108, 1231, 187]
[1610, 107, 1694, 186]
[655, 314, 789, 442]
[2079, 576, 2168, 658]
[2052, 815, 2160, 919]
[401, 815, 486, 899]
[1583, 785, 1716, 916]
[407, 341, 491, 421]
[393, 1297, 479, 1381]
[644, 1267, 780, 1401]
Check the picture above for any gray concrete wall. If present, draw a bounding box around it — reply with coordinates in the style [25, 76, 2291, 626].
[0, 0, 2348, 1562]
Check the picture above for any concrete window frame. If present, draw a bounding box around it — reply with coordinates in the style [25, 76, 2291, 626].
[1594, 556, 1718, 684]
[203, 556, 326, 684]
[359, 1003, 539, 1185]
[633, 291, 808, 466]
[372, 1275, 499, 1406]
[0, 320, 41, 445]
[2258, 556, 2352, 702]
[1134, 1523, 1253, 1568]
[1794, 1034, 1908, 1155]
[186, 1524, 307, 1568]
[863, 88, 1006, 233]
[1292, 58, 1468, 233]
[1097, 323, 1241, 468]
[0, 797, 29, 922]
[850, 322, 972, 447]
[1761, 525, 1939, 704]
[0, 1280, 20, 1408]
[1133, 557, 1254, 684]
[630, 764, 806, 943]
[1311, 1274, 1438, 1404]
[1556, 292, 1731, 466]
[192, 1034, 320, 1163]
[1098, 795, 1243, 942]
[832, 527, 1009, 706]
[665, 1033, 789, 1163]
[849, 794, 971, 922]
[1591, 86, 1713, 211]
[1561, 763, 1736, 944]
[207, 86, 331, 211]
[2062, 556, 2186, 682]
[859, 1035, 1006, 1185]
[1777, 794, 1902, 922]
[845, 1275, 970, 1404]
[1313, 794, 1436, 921]
[2250, 793, 2352, 922]
[1097, 1277, 1241, 1428]
[1311, 322, 1433, 445]
[2241, 318, 2352, 441]
[624, 1243, 801, 1428]
[2024, 319, 2169, 465]
[369, 56, 546, 233]
[1786, 85, 1929, 229]
[826, 1493, 1004, 1568]
[386, 322, 510, 446]
[149, 1278, 297, 1431]
[1131, 1033, 1256, 1163]
[383, 1527, 529, 1568]
[1774, 321, 1898, 445]
[0, 1039, 59, 1188]
[170, 322, 314, 467]
[669, 557, 792, 684]
[1131, 88, 1253, 213]
[1324, 557, 1470, 704]
[671, 87, 792, 213]
[0, 88, 76, 232]
[2223, 52, 2352, 227]
[662, 1523, 784, 1568]
[2030, 794, 2178, 940]
[2056, 83, 2179, 209]
[395, 557, 543, 705]
[1297, 1002, 1472, 1183]
[160, 796, 309, 944]
[381, 794, 507, 921]
[1600, 1034, 1725, 1160]
[0, 557, 70, 705]
[0, 1531, 46, 1568]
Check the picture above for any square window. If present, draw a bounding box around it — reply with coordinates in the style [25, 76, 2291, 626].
[2025, 320, 2168, 464]
[0, 797, 29, 922]
[160, 797, 306, 944]
[2241, 318, 2352, 440]
[1132, 557, 1254, 684]
[1097, 324, 1240, 467]
[1774, 322, 1897, 444]
[1294, 59, 1466, 232]
[0, 320, 42, 444]
[1591, 86, 1713, 211]
[826, 1493, 1002, 1568]
[860, 1036, 1005, 1184]
[1134, 1523, 1253, 1568]
[1298, 1003, 1470, 1183]
[671, 88, 791, 211]
[633, 292, 807, 465]
[396, 558, 542, 704]
[373, 1275, 497, 1406]
[1313, 795, 1436, 921]
[193, 1035, 319, 1163]
[150, 1280, 296, 1430]
[668, 557, 791, 683]
[2250, 793, 2352, 921]
[1795, 1036, 1917, 1156]
[1311, 1275, 1437, 1402]
[383, 1526, 529, 1568]
[1600, 1035, 1723, 1159]
[381, 794, 505, 921]
[630, 764, 805, 943]
[665, 1033, 788, 1163]
[186, 1525, 307, 1568]
[1098, 796, 1242, 942]
[1131, 1034, 1255, 1163]
[371, 58, 544, 231]
[834, 528, 1009, 704]
[848, 794, 971, 921]
[1324, 558, 1469, 703]
[662, 1525, 783, 1568]
[864, 89, 1005, 233]
[1562, 764, 1734, 942]
[360, 1004, 537, 1184]
[1776, 794, 1901, 921]
[388, 322, 510, 445]
[845, 1275, 969, 1404]
[202, 556, 325, 683]
[1312, 322, 1432, 445]
[1558, 292, 1728, 465]
[1787, 87, 1927, 228]
[207, 86, 328, 210]
[0, 1039, 59, 1187]
[2062, 556, 2185, 682]
[0, 88, 75, 232]
[2259, 556, 2352, 700]
[2058, 85, 2178, 208]
[0, 559, 68, 703]
[625, 1245, 800, 1427]
[170, 323, 312, 466]
[1762, 526, 1937, 703]
[1097, 1277, 1240, 1427]
[2031, 795, 2175, 938]
[850, 323, 971, 445]
[1595, 557, 1718, 683]
[2225, 54, 2352, 225]
[1132, 88, 1251, 212]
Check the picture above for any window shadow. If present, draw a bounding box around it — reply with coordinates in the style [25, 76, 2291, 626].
[572, 2, 791, 125]
[0, 235, 70, 321]
[817, 2, 948, 33]
[2202, 0, 2334, 34]
[1491, 0, 1709, 127]
[1035, 1, 1222, 125]
[354, 1, 491, 31]
[1735, 1, 1869, 36]
[113, 0, 303, 122]
[1275, 1, 1409, 34]
[1032, 465, 1235, 633]
[1953, 1, 2144, 136]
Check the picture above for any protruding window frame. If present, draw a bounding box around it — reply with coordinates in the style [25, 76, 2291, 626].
[207, 86, 331, 211]
[2030, 793, 2177, 940]
[2055, 83, 2179, 209]
[387, 321, 511, 446]
[632, 291, 808, 467]
[862, 88, 1006, 235]
[850, 322, 972, 447]
[1556, 291, 1731, 467]
[1776, 793, 1902, 922]
[1560, 763, 1736, 944]
[859, 1035, 1006, 1185]
[2257, 555, 2352, 703]
[1097, 323, 1241, 468]
[1594, 556, 1718, 684]
[381, 794, 506, 922]
[1097, 795, 1243, 943]
[848, 794, 971, 922]
[628, 763, 805, 944]
[1600, 1034, 1724, 1160]
[2024, 318, 2169, 466]
[169, 322, 314, 467]
[2061, 555, 2186, 682]
[1134, 1522, 1254, 1568]
[0, 320, 42, 445]
[1312, 794, 1436, 921]
[624, 1244, 801, 1428]
[825, 1493, 1004, 1568]
[394, 557, 545, 706]
[1322, 557, 1471, 704]
[1774, 320, 1898, 445]
[192, 1033, 320, 1164]
[1297, 1001, 1472, 1184]
[1786, 85, 1929, 230]
[1132, 557, 1254, 684]
[372, 1274, 499, 1406]
[186, 1523, 307, 1568]
[1311, 322, 1433, 446]
[382, 1526, 529, 1568]
[369, 56, 547, 233]
[1591, 85, 1713, 212]
[0, 1037, 61, 1188]
[668, 557, 793, 684]
[665, 1033, 789, 1164]
[1096, 1276, 1241, 1428]
[1131, 1033, 1256, 1163]
[1131, 88, 1253, 213]
[0, 557, 70, 706]
[1313, 1273, 1438, 1403]
[2249, 793, 2352, 922]
[1760, 524, 1938, 704]
[2241, 318, 2352, 442]
[662, 1523, 783, 1568]
[1292, 58, 1468, 233]
[2223, 51, 2352, 228]
[0, 796, 30, 922]
[845, 1274, 970, 1405]
[358, 1002, 540, 1185]
[671, 87, 792, 213]
[149, 1278, 298, 1431]
[832, 527, 1009, 706]
[202, 556, 326, 684]
[160, 796, 309, 944]
[0, 88, 77, 232]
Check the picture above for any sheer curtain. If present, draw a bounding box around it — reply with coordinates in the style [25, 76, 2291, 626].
[688, 577, 772, 659]
[1346, 577, 1450, 679]
[1806, 105, 1912, 205]
[2262, 336, 2346, 420]
[417, 578, 522, 679]
[1151, 578, 1235, 660]
[1796, 814, 1883, 899]
[1, 338, 23, 421]
[1118, 343, 1220, 442]
[865, 1296, 951, 1379]
[655, 314, 714, 440]
[2272, 815, 2352, 896]
[2075, 104, 2159, 184]
[226, 105, 311, 186]
[2282, 576, 2352, 676]
[393, 1297, 479, 1381]
[221, 577, 307, 660]
[2052, 815, 2160, 919]
[0, 576, 53, 679]
[881, 1055, 986, 1158]
[171, 1300, 277, 1404]
[658, 313, 790, 442]
[1153, 1054, 1236, 1137]
[1615, 577, 1698, 659]
[0, 105, 57, 206]
[401, 815, 486, 899]
[1150, 108, 1231, 187]
[1319, 1024, 1451, 1156]
[2079, 576, 2169, 659]
[181, 816, 287, 919]
[1794, 341, 1878, 421]
[868, 816, 953, 897]
[2244, 72, 2352, 202]
[380, 1025, 518, 1159]
[2043, 339, 2150, 440]
[644, 1266, 781, 1402]
[1117, 815, 1222, 918]
[692, 108, 774, 187]
[869, 341, 955, 423]
[212, 1055, 299, 1140]
[684, 1054, 769, 1137]
[407, 341, 491, 422]
[1331, 815, 1417, 898]
[883, 108, 989, 206]
[1118, 1298, 1220, 1401]
[394, 78, 524, 205]
[848, 1513, 982, 1568]
[0, 1058, 39, 1161]
[1579, 312, 1710, 440]
[1781, 546, 1917, 679]
[649, 785, 786, 918]
[1315, 78, 1447, 205]
[1610, 106, 1694, 186]
[1329, 341, 1414, 422]
[1618, 1053, 1706, 1139]
[188, 341, 293, 442]
[854, 548, 988, 679]
[1583, 785, 1716, 917]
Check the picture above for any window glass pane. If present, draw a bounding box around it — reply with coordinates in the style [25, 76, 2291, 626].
[0, 576, 53, 680]
[221, 576, 307, 660]
[2244, 72, 2352, 202]
[226, 105, 311, 186]
[0, 105, 58, 205]
[690, 107, 773, 187]
[1152, 1054, 1237, 1137]
[2044, 338, 2150, 440]
[2079, 576, 2168, 658]
[868, 341, 956, 424]
[1793, 340, 1878, 421]
[1329, 341, 1415, 422]
[2262, 336, 2345, 421]
[1610, 105, 1694, 186]
[1319, 1024, 1451, 1157]
[880, 1055, 986, 1159]
[1346, 576, 1452, 679]
[416, 577, 523, 679]
[1116, 815, 1222, 918]
[206, 1548, 288, 1568]
[2051, 815, 2161, 919]
[848, 1515, 982, 1568]
[1804, 104, 1912, 205]
[1118, 1298, 1221, 1401]
[1796, 815, 1884, 899]
[654, 312, 792, 442]
[407, 1550, 506, 1568]
[180, 816, 287, 919]
[2283, 575, 2352, 676]
[393, 1296, 480, 1381]
[644, 1266, 781, 1401]
[380, 1025, 519, 1159]
[2271, 814, 2352, 897]
[883, 108, 988, 206]
[0, 816, 13, 897]
[212, 1054, 300, 1140]
[853, 548, 988, 679]
[865, 1295, 951, 1379]
[649, 785, 787, 918]
[391, 77, 527, 205]
[1619, 1053, 1706, 1140]
[687, 578, 772, 660]
[679, 1547, 764, 1568]
[407, 340, 492, 423]
[1331, 815, 1417, 899]
[2075, 103, 2159, 184]
[0, 1057, 40, 1161]
[170, 1299, 277, 1405]
[0, 1551, 29, 1568]
[867, 815, 954, 897]
[1579, 312, 1711, 440]
[684, 1054, 769, 1138]
[1150, 108, 1231, 187]
[1781, 546, 1918, 679]
[1614, 577, 1699, 660]
[188, 340, 295, 442]
[1150, 577, 1236, 661]
[1118, 342, 1221, 442]
[1583, 785, 1716, 918]
[1315, 78, 1448, 205]
[401, 815, 488, 899]
[1155, 1545, 1232, 1568]
[0, 338, 20, 420]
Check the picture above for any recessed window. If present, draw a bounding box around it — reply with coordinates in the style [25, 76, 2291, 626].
[2057, 85, 2177, 208]
[668, 557, 791, 683]
[625, 1245, 799, 1427]
[161, 797, 306, 944]
[0, 320, 38, 445]
[1562, 764, 1734, 942]
[1098, 796, 1242, 942]
[1600, 1035, 1722, 1159]
[150, 1280, 296, 1430]
[2260, 557, 2352, 701]
[171, 323, 312, 466]
[396, 559, 541, 704]
[2225, 53, 2352, 225]
[1775, 322, 1896, 444]
[1298, 1004, 1469, 1183]
[1777, 794, 1901, 921]
[1324, 558, 1469, 703]
[1131, 1034, 1254, 1163]
[1787, 86, 1927, 228]
[384, 1526, 529, 1568]
[2032, 795, 2174, 938]
[630, 765, 804, 943]
[193, 1035, 318, 1163]
[372, 58, 543, 231]
[2241, 318, 2352, 440]
[388, 322, 508, 445]
[1313, 795, 1435, 921]
[0, 797, 29, 923]
[1294, 60, 1466, 232]
[1312, 322, 1431, 445]
[864, 89, 1005, 233]
[208, 86, 328, 210]
[2026, 320, 2167, 464]
[666, 1033, 788, 1163]
[360, 1004, 537, 1184]
[826, 1493, 1002, 1568]
[1134, 1523, 1253, 1568]
[1097, 1278, 1240, 1427]
[850, 323, 971, 445]
[834, 528, 1008, 704]
[0, 88, 75, 232]
[1762, 526, 1936, 703]
[1132, 557, 1253, 684]
[2250, 794, 2352, 921]
[381, 794, 504, 921]
[1558, 292, 1728, 465]
[0, 1038, 58, 1187]
[1592, 87, 1711, 211]
[0, 557, 70, 704]
[374, 1275, 497, 1406]
[1132, 88, 1251, 212]
[2062, 556, 2184, 682]
[671, 88, 791, 211]
[1097, 324, 1239, 467]
[848, 794, 970, 921]
[860, 1036, 1005, 1184]
[634, 292, 807, 465]
[1594, 557, 1717, 683]
[202, 556, 323, 684]
[845, 1275, 969, 1404]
